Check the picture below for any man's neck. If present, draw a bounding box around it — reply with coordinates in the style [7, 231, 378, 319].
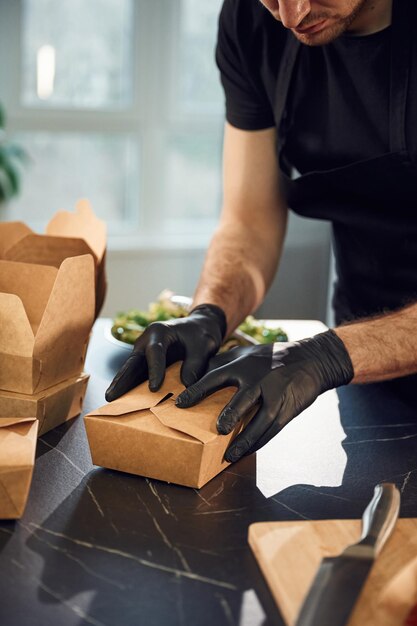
[347, 0, 393, 36]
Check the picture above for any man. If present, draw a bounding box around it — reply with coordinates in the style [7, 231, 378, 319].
[107, 0, 417, 463]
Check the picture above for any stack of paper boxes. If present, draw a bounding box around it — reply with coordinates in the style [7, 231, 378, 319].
[0, 200, 106, 518]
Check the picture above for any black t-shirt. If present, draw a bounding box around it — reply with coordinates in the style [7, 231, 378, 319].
[215, 0, 413, 174]
[215, 0, 417, 326]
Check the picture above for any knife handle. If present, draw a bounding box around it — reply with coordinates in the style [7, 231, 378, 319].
[351, 483, 400, 558]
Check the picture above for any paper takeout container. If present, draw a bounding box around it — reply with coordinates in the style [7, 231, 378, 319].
[0, 373, 89, 436]
[0, 255, 95, 394]
[0, 199, 107, 317]
[84, 363, 249, 489]
[0, 417, 38, 519]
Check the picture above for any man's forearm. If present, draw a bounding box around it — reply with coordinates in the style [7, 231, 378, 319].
[193, 216, 285, 335]
[334, 302, 417, 383]
[194, 124, 287, 335]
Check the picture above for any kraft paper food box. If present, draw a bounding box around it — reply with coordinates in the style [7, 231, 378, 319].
[0, 255, 95, 394]
[85, 363, 249, 489]
[0, 417, 38, 519]
[0, 199, 107, 317]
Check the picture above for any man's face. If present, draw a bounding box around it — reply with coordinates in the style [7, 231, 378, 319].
[259, 0, 371, 45]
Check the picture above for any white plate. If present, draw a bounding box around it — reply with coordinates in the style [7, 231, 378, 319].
[104, 320, 135, 350]
[105, 294, 194, 350]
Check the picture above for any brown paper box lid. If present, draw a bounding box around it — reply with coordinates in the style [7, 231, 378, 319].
[0, 469, 32, 518]
[0, 417, 37, 428]
[88, 363, 183, 418]
[33, 254, 95, 358]
[150, 396, 232, 444]
[88, 387, 169, 417]
[0, 222, 33, 257]
[0, 417, 38, 469]
[0, 293, 34, 355]
[0, 418, 38, 519]
[87, 363, 235, 445]
[46, 199, 106, 262]
[0, 260, 58, 338]
[3, 233, 94, 267]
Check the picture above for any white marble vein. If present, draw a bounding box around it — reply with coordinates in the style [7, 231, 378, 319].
[145, 479, 178, 519]
[136, 493, 191, 572]
[27, 524, 236, 590]
[86, 484, 105, 518]
[344, 433, 417, 445]
[19, 522, 125, 590]
[345, 423, 417, 430]
[192, 507, 247, 516]
[11, 558, 106, 626]
[39, 437, 85, 475]
[271, 496, 311, 520]
[193, 489, 212, 508]
[216, 592, 235, 625]
[207, 482, 225, 501]
[299, 486, 351, 502]
[39, 438, 106, 517]
[401, 471, 412, 494]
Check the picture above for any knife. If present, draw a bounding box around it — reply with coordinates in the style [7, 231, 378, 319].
[295, 482, 401, 626]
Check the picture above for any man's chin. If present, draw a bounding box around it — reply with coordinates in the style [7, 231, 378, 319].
[292, 22, 346, 46]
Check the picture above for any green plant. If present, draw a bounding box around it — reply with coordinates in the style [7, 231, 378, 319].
[0, 103, 27, 202]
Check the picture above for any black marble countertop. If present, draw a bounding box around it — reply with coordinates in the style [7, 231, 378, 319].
[1, 319, 417, 626]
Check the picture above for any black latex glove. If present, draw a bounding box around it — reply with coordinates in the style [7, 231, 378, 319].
[175, 330, 354, 463]
[105, 304, 226, 401]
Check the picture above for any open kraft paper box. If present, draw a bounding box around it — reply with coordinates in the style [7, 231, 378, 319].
[0, 255, 94, 433]
[85, 363, 249, 489]
[0, 199, 107, 317]
[0, 417, 38, 519]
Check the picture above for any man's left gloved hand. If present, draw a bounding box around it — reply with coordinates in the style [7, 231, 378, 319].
[175, 330, 354, 463]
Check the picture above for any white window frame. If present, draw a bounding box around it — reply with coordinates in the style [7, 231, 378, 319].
[0, 0, 225, 250]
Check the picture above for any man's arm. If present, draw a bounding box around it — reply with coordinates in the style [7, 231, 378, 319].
[192, 122, 288, 335]
[106, 122, 287, 397]
[335, 303, 417, 383]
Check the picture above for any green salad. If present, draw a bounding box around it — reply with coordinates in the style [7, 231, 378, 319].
[111, 291, 288, 346]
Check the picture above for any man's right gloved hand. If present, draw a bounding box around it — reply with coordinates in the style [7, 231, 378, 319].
[105, 303, 227, 401]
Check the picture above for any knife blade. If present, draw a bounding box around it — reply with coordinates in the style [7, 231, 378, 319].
[295, 482, 400, 626]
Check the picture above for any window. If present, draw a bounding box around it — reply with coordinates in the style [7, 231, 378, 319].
[0, 0, 225, 243]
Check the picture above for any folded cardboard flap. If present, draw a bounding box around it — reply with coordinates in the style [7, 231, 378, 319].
[46, 199, 106, 262]
[0, 417, 37, 428]
[0, 222, 32, 257]
[3, 231, 94, 266]
[0, 417, 38, 466]
[150, 395, 233, 445]
[46, 199, 107, 317]
[0, 255, 95, 394]
[0, 293, 34, 356]
[0, 200, 106, 266]
[0, 417, 38, 519]
[90, 391, 169, 417]
[33, 254, 94, 358]
[0, 261, 58, 333]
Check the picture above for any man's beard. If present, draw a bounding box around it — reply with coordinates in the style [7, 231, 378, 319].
[291, 0, 371, 46]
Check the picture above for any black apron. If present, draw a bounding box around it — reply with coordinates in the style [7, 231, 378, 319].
[275, 0, 417, 325]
